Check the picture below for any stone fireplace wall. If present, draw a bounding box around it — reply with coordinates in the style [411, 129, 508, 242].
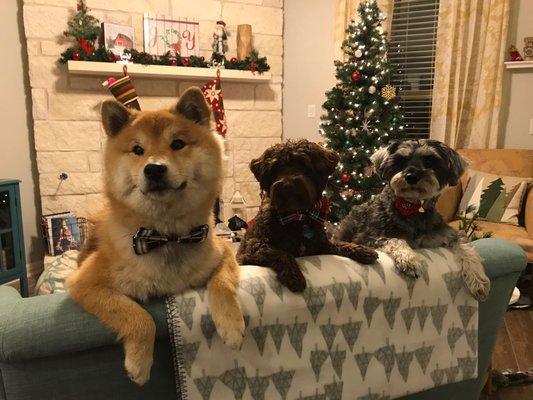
[22, 0, 283, 220]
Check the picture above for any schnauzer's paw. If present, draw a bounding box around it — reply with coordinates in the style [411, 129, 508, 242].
[215, 313, 245, 349]
[278, 266, 307, 292]
[124, 346, 153, 386]
[458, 244, 491, 302]
[394, 253, 424, 279]
[462, 264, 491, 302]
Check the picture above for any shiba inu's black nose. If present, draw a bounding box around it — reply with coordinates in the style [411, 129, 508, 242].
[144, 163, 168, 181]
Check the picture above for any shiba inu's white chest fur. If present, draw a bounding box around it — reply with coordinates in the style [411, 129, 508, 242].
[110, 221, 222, 302]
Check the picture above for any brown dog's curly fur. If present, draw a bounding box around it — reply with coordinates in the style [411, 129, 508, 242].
[237, 139, 378, 292]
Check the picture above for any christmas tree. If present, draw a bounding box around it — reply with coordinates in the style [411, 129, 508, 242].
[61, 0, 102, 61]
[320, 0, 405, 222]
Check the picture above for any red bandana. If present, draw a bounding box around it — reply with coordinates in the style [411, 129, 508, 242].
[394, 197, 423, 217]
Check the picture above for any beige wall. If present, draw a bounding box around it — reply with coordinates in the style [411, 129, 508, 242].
[22, 0, 283, 221]
[283, 0, 336, 142]
[502, 0, 533, 149]
[0, 0, 43, 267]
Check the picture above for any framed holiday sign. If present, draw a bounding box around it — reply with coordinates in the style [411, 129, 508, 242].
[143, 14, 199, 57]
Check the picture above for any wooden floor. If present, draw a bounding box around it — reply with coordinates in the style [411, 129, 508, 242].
[488, 308, 533, 399]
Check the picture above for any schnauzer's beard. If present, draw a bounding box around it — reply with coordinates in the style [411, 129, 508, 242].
[389, 172, 440, 201]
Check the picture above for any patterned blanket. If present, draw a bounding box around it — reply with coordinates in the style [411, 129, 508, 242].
[166, 249, 478, 400]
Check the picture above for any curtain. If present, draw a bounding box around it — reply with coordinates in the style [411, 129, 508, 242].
[430, 0, 510, 149]
[334, 0, 393, 61]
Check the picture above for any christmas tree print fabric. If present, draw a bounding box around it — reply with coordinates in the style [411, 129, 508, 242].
[166, 250, 478, 400]
[35, 250, 79, 295]
[458, 169, 531, 225]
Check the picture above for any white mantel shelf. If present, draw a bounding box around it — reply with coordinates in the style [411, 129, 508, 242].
[504, 60, 533, 70]
[67, 61, 271, 82]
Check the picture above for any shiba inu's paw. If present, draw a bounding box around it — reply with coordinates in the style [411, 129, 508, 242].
[214, 310, 245, 349]
[394, 252, 423, 279]
[124, 349, 153, 386]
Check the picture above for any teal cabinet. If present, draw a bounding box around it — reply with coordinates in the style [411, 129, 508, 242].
[0, 179, 28, 297]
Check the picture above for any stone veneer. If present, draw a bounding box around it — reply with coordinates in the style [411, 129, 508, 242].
[23, 0, 283, 220]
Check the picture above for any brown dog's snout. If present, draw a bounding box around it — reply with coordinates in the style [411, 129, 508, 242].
[270, 174, 315, 211]
[144, 163, 168, 182]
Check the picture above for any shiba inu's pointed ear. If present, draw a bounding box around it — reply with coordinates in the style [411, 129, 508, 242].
[175, 87, 211, 126]
[101, 100, 131, 137]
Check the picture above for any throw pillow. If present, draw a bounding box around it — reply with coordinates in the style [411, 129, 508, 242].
[458, 169, 530, 225]
[35, 250, 79, 295]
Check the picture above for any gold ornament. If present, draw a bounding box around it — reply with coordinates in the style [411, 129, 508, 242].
[381, 84, 396, 100]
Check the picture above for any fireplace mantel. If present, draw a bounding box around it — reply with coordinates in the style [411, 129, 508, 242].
[67, 61, 272, 83]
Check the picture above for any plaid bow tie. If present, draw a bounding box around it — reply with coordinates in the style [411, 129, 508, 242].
[278, 206, 326, 225]
[132, 224, 209, 255]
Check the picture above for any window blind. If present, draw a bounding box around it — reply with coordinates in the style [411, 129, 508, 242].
[389, 0, 440, 139]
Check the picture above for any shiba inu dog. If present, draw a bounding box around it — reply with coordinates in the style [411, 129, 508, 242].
[68, 88, 244, 385]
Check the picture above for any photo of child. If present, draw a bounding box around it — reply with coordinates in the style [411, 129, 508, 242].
[51, 216, 81, 255]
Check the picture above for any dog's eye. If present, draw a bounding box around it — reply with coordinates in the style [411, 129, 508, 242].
[170, 139, 186, 151]
[422, 156, 437, 168]
[132, 145, 144, 156]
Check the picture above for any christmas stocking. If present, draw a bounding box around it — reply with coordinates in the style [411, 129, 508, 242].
[102, 75, 141, 110]
[201, 77, 227, 137]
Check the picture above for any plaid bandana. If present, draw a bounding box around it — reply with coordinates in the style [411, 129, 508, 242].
[132, 225, 209, 255]
[277, 198, 329, 226]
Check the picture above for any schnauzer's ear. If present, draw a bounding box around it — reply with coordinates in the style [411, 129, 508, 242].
[175, 87, 211, 125]
[101, 100, 133, 137]
[250, 152, 276, 191]
[370, 146, 390, 176]
[446, 148, 468, 186]
[311, 146, 340, 177]
[428, 140, 467, 186]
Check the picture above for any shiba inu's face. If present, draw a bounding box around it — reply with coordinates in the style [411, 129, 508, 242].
[101, 88, 223, 218]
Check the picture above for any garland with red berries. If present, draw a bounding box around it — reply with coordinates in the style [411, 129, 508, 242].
[59, 1, 270, 73]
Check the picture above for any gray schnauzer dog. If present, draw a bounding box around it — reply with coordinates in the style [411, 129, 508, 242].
[334, 139, 490, 301]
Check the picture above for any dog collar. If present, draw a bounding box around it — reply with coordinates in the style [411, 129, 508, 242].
[277, 197, 331, 225]
[394, 197, 424, 217]
[132, 224, 209, 255]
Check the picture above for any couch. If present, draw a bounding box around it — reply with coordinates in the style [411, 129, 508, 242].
[436, 149, 533, 262]
[0, 239, 527, 400]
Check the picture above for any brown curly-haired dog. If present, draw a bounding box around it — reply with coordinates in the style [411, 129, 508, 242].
[236, 139, 378, 292]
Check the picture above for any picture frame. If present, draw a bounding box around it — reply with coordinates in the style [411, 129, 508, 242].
[50, 216, 81, 256]
[102, 22, 135, 56]
[143, 14, 199, 57]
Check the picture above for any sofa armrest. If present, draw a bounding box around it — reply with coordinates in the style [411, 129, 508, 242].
[471, 238, 527, 279]
[0, 289, 168, 363]
[525, 185, 532, 237]
[436, 183, 462, 222]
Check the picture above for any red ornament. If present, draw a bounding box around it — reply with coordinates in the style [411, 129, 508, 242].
[182, 57, 190, 67]
[230, 57, 238, 64]
[72, 51, 81, 60]
[78, 39, 94, 55]
[171, 59, 177, 66]
[341, 172, 350, 183]
[250, 62, 258, 72]
[351, 71, 361, 81]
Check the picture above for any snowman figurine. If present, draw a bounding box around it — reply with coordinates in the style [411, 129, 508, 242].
[212, 20, 228, 57]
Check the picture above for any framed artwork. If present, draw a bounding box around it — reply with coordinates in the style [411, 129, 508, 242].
[50, 216, 81, 256]
[102, 22, 135, 56]
[143, 14, 199, 57]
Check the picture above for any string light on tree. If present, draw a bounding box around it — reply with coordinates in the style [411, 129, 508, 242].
[319, 0, 405, 222]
